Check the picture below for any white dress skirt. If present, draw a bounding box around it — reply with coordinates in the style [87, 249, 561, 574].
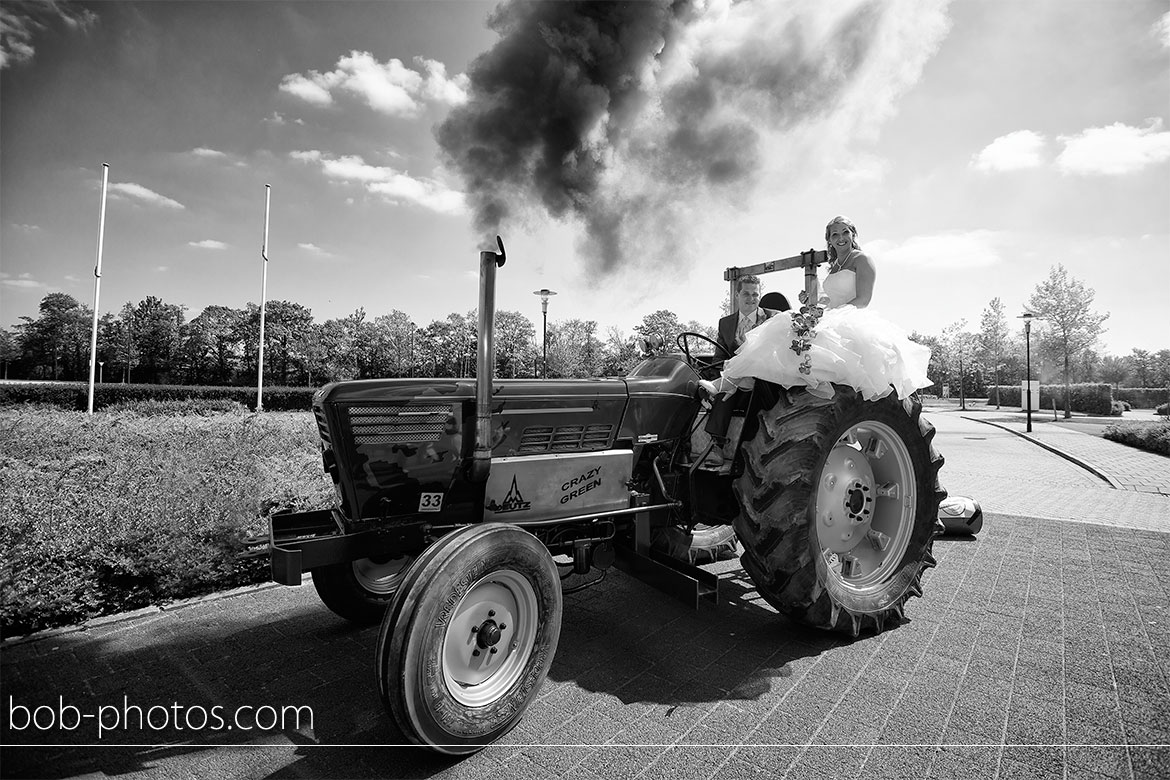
[720, 269, 931, 401]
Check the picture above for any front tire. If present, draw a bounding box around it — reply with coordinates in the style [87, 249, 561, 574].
[734, 385, 946, 636]
[376, 524, 562, 754]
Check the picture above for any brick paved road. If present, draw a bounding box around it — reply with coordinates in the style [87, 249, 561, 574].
[928, 411, 1170, 534]
[2, 412, 1168, 780]
[940, 405, 1168, 497]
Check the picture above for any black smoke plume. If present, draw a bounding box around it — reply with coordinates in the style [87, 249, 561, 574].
[437, 0, 900, 274]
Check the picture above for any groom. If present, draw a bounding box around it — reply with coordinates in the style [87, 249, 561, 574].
[703, 276, 786, 467]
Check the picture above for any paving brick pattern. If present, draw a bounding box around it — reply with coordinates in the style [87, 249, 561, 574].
[2, 412, 1169, 779]
[3, 517, 1168, 779]
[958, 409, 1170, 496]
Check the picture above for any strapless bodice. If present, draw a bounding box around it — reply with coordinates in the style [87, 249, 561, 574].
[822, 270, 856, 309]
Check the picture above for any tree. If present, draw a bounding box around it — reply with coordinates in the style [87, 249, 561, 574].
[1154, 350, 1170, 389]
[1075, 347, 1100, 384]
[183, 306, 245, 385]
[1026, 264, 1109, 418]
[1098, 354, 1130, 389]
[127, 296, 186, 383]
[370, 310, 418, 377]
[599, 326, 638, 377]
[908, 331, 944, 394]
[16, 293, 92, 380]
[940, 320, 977, 407]
[976, 298, 1010, 408]
[0, 328, 17, 379]
[494, 310, 537, 378]
[547, 319, 602, 378]
[633, 310, 684, 346]
[1128, 348, 1153, 387]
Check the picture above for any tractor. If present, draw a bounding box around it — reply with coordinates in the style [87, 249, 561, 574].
[267, 238, 948, 754]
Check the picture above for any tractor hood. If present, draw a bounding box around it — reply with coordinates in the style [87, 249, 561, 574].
[310, 357, 700, 523]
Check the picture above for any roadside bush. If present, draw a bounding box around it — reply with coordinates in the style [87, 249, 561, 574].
[1109, 400, 1125, 416]
[986, 383, 1113, 415]
[0, 408, 332, 637]
[0, 382, 317, 412]
[1157, 402, 1170, 417]
[1103, 420, 1170, 456]
[1113, 387, 1170, 409]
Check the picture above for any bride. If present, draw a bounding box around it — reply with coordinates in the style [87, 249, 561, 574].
[706, 215, 930, 402]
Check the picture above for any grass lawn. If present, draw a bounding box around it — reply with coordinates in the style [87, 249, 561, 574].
[0, 407, 332, 638]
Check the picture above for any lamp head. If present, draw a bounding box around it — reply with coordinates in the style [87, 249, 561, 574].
[533, 288, 557, 313]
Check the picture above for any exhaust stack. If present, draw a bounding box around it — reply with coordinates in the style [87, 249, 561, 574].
[470, 236, 506, 483]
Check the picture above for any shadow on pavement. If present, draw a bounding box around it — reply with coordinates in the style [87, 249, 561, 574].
[1, 559, 913, 779]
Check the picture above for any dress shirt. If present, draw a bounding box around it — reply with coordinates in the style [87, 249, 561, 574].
[735, 308, 763, 346]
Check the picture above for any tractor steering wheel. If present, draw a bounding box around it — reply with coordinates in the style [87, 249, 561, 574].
[676, 331, 729, 374]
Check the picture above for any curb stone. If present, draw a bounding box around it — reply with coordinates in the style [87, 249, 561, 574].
[0, 574, 313, 648]
[962, 415, 1122, 489]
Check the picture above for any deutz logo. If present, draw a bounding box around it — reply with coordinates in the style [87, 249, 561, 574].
[486, 475, 531, 513]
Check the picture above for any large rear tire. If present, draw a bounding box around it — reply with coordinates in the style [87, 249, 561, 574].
[734, 385, 946, 636]
[311, 553, 414, 624]
[376, 524, 562, 754]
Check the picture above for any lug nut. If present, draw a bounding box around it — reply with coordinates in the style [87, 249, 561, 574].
[490, 647, 498, 654]
[488, 610, 496, 617]
[498, 623, 506, 630]
[472, 649, 480, 657]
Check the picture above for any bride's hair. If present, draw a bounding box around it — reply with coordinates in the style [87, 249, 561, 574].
[825, 215, 861, 261]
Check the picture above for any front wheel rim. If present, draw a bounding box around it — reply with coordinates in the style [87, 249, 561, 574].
[442, 570, 539, 707]
[814, 419, 916, 594]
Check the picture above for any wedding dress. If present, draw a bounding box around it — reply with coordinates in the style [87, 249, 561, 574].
[719, 268, 931, 401]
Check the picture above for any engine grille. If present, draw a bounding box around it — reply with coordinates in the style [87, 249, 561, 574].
[519, 424, 613, 452]
[346, 404, 450, 445]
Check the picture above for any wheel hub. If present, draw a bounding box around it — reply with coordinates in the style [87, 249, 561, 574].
[442, 573, 538, 707]
[817, 446, 876, 554]
[813, 422, 917, 591]
[475, 619, 503, 649]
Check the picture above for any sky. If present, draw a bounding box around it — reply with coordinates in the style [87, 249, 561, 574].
[1, 0, 1168, 356]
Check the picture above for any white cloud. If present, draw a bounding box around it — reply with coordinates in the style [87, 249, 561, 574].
[291, 150, 466, 214]
[1155, 11, 1170, 48]
[190, 147, 227, 159]
[971, 130, 1046, 172]
[867, 231, 1004, 270]
[1056, 119, 1170, 175]
[64, 274, 80, 282]
[189, 240, 227, 250]
[298, 242, 334, 258]
[279, 73, 335, 107]
[155, 266, 168, 272]
[0, 272, 47, 289]
[108, 182, 185, 209]
[13, 223, 42, 233]
[279, 51, 468, 117]
[0, 2, 97, 70]
[830, 153, 890, 188]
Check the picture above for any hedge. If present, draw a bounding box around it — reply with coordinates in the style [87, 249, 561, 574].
[1103, 421, 1170, 456]
[985, 383, 1114, 415]
[0, 382, 317, 412]
[1112, 387, 1170, 409]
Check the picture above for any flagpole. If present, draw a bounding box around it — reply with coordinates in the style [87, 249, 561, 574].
[257, 184, 271, 412]
[87, 163, 110, 414]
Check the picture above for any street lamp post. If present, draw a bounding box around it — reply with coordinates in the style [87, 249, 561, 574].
[1019, 312, 1036, 433]
[98, 361, 104, 383]
[532, 288, 557, 379]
